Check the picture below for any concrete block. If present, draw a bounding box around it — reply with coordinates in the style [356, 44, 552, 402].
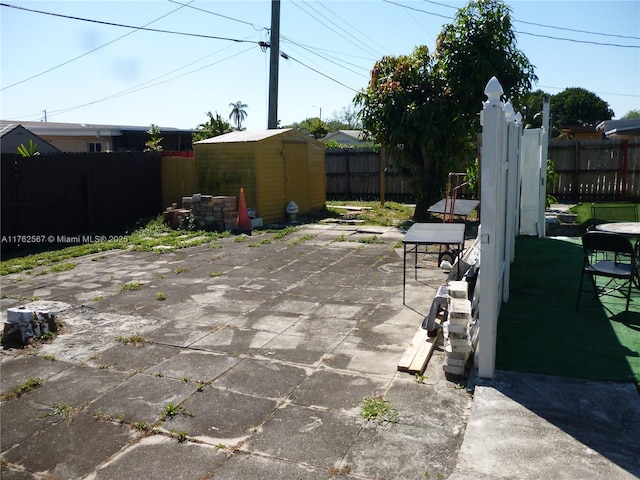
[448, 298, 472, 321]
[448, 280, 468, 299]
[444, 351, 470, 368]
[444, 343, 470, 360]
[4, 308, 58, 345]
[447, 323, 469, 338]
[443, 364, 465, 376]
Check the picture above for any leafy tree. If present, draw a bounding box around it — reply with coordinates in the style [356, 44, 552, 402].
[331, 105, 362, 129]
[229, 101, 248, 130]
[356, 0, 537, 219]
[284, 117, 328, 138]
[144, 124, 163, 152]
[550, 87, 613, 132]
[435, 0, 537, 129]
[622, 109, 640, 119]
[519, 89, 548, 129]
[17, 139, 39, 157]
[193, 111, 232, 141]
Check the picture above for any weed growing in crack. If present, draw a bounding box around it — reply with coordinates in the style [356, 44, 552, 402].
[2, 377, 43, 400]
[40, 403, 74, 426]
[360, 395, 399, 423]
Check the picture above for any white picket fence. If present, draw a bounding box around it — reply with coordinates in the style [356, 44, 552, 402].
[477, 77, 549, 379]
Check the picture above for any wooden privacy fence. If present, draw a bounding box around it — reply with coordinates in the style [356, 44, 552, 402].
[547, 139, 640, 201]
[1, 152, 162, 243]
[325, 148, 415, 201]
[326, 140, 640, 203]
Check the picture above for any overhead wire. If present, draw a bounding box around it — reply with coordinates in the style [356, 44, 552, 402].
[1, 1, 197, 91]
[384, 0, 640, 48]
[0, 3, 263, 44]
[314, 0, 394, 56]
[39, 45, 257, 119]
[290, 1, 383, 59]
[422, 0, 640, 40]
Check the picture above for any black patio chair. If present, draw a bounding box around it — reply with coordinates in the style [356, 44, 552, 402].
[577, 231, 636, 319]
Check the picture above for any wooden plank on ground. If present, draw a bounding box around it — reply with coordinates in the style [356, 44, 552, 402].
[408, 330, 441, 375]
[327, 205, 373, 211]
[397, 327, 429, 372]
[319, 218, 365, 224]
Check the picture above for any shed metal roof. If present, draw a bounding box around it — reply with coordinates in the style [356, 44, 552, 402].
[194, 129, 296, 144]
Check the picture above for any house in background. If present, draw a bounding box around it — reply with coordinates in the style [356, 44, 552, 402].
[597, 119, 640, 139]
[0, 120, 196, 153]
[0, 123, 61, 154]
[321, 129, 368, 146]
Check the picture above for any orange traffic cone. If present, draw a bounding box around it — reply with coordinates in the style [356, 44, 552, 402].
[235, 187, 251, 235]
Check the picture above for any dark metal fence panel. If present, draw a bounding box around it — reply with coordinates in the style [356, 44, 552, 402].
[1, 152, 162, 239]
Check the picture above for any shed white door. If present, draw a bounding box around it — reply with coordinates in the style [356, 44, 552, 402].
[284, 142, 309, 212]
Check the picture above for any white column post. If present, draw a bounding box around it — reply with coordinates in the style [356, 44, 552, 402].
[478, 76, 504, 379]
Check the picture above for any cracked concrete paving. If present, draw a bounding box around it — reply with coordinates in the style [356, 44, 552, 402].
[1, 225, 472, 480]
[3, 223, 639, 480]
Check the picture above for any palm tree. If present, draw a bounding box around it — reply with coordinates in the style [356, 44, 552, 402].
[229, 101, 248, 130]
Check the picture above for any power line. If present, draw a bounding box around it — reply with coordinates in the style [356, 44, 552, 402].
[423, 0, 640, 40]
[281, 35, 371, 76]
[0, 3, 262, 44]
[1, 1, 195, 91]
[291, 1, 383, 60]
[315, 0, 394, 56]
[167, 0, 267, 31]
[35, 46, 257, 120]
[281, 52, 359, 93]
[384, 0, 640, 48]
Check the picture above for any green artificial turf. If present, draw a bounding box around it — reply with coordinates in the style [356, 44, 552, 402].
[496, 236, 640, 383]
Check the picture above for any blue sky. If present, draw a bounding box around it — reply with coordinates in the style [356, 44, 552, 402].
[1, 1, 638, 130]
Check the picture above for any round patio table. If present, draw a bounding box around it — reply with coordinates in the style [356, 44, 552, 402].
[595, 222, 640, 236]
[595, 222, 640, 287]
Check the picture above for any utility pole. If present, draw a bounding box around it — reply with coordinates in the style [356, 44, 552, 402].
[267, 0, 280, 129]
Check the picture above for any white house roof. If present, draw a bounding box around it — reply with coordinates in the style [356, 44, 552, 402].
[194, 129, 294, 144]
[596, 119, 640, 138]
[321, 130, 364, 142]
[0, 120, 196, 137]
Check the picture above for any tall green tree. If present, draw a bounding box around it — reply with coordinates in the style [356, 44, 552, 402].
[550, 87, 613, 132]
[519, 89, 548, 129]
[622, 109, 640, 119]
[356, 0, 537, 219]
[144, 124, 163, 152]
[436, 0, 537, 129]
[229, 101, 248, 130]
[193, 111, 232, 141]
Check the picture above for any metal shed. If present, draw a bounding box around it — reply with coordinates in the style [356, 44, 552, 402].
[194, 129, 326, 224]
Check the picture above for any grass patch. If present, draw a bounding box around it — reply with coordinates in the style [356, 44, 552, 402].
[49, 262, 76, 272]
[2, 377, 43, 400]
[156, 292, 167, 301]
[290, 234, 315, 245]
[0, 216, 230, 275]
[360, 395, 399, 423]
[326, 201, 415, 227]
[120, 280, 142, 292]
[161, 402, 190, 420]
[115, 334, 147, 346]
[40, 403, 74, 426]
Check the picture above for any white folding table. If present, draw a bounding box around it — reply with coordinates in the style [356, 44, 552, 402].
[402, 222, 466, 304]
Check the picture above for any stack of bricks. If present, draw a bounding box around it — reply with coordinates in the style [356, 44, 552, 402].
[186, 194, 237, 232]
[443, 280, 473, 376]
